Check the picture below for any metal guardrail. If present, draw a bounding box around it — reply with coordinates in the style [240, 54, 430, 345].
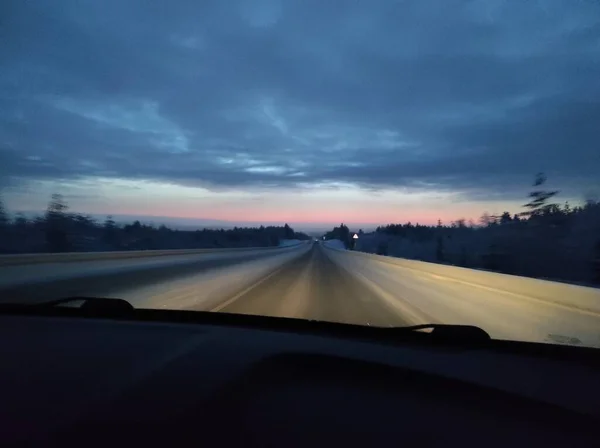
[0, 243, 305, 267]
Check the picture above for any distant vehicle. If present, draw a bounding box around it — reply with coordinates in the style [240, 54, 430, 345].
[0, 297, 598, 446]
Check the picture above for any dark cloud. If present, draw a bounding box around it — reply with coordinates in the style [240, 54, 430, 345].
[2, 0, 600, 200]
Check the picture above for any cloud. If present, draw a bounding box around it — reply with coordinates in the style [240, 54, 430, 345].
[2, 0, 600, 201]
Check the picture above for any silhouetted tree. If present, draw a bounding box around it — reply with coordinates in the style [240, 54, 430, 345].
[436, 236, 445, 262]
[521, 172, 559, 218]
[479, 212, 492, 227]
[102, 216, 119, 247]
[376, 241, 388, 256]
[283, 223, 295, 240]
[14, 213, 27, 228]
[460, 245, 468, 267]
[500, 211, 512, 225]
[45, 194, 70, 252]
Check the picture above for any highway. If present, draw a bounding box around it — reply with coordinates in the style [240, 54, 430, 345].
[1, 241, 600, 347]
[213, 243, 410, 327]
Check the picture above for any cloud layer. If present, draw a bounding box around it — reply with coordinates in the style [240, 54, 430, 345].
[2, 0, 600, 201]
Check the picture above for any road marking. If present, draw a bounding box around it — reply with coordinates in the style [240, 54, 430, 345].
[360, 257, 600, 317]
[210, 264, 287, 312]
[420, 272, 600, 317]
[428, 274, 449, 282]
[350, 270, 434, 326]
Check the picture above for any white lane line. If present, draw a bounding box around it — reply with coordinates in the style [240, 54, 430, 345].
[210, 264, 287, 312]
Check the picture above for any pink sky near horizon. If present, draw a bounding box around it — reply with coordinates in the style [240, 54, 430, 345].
[5, 178, 524, 229]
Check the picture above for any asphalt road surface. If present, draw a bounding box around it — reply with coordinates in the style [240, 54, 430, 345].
[213, 243, 410, 326]
[2, 241, 600, 346]
[0, 245, 305, 303]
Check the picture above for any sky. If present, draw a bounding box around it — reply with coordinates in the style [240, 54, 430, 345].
[1, 0, 600, 230]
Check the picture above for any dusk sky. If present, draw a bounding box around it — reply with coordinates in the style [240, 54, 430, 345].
[2, 0, 599, 230]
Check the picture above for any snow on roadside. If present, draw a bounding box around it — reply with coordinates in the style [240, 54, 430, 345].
[279, 240, 307, 247]
[323, 239, 346, 250]
[278, 239, 303, 247]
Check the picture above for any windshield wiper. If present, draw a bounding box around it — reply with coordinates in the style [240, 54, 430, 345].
[0, 296, 136, 317]
[386, 324, 491, 342]
[39, 296, 135, 314]
[0, 296, 490, 343]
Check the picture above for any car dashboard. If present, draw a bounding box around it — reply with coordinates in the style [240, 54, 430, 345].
[1, 312, 599, 447]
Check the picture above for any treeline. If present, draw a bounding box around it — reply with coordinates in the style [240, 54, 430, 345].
[347, 173, 600, 285]
[324, 224, 364, 249]
[0, 194, 309, 254]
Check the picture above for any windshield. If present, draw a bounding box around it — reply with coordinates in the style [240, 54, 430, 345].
[1, 1, 599, 348]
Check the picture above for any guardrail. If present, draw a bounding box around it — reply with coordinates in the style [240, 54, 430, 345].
[323, 244, 600, 315]
[0, 243, 305, 267]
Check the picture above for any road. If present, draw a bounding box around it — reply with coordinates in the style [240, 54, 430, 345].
[212, 243, 410, 327]
[0, 245, 305, 303]
[1, 241, 600, 346]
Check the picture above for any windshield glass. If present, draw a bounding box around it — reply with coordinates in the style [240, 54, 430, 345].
[1, 1, 599, 348]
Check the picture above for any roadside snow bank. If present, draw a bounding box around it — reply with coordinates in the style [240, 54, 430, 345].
[279, 239, 303, 247]
[324, 239, 346, 250]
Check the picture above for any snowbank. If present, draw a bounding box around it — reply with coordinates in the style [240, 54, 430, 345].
[324, 239, 346, 250]
[278, 239, 303, 247]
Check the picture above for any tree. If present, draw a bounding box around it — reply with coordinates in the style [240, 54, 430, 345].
[459, 245, 468, 267]
[46, 193, 69, 220]
[500, 211, 512, 225]
[14, 213, 27, 228]
[45, 194, 70, 252]
[376, 241, 388, 256]
[283, 223, 295, 240]
[103, 216, 118, 246]
[455, 218, 466, 228]
[479, 212, 493, 227]
[521, 172, 559, 218]
[436, 236, 445, 262]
